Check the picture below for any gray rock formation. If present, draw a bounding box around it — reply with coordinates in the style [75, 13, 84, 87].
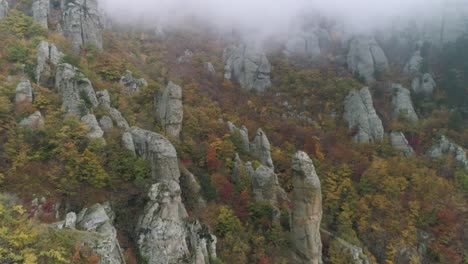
[20, 111, 45, 129]
[99, 116, 114, 132]
[250, 128, 274, 168]
[204, 62, 216, 75]
[127, 127, 179, 182]
[177, 49, 193, 64]
[227, 121, 250, 153]
[81, 114, 105, 141]
[250, 165, 288, 206]
[96, 90, 130, 129]
[411, 73, 436, 96]
[321, 229, 372, 264]
[32, 0, 49, 28]
[15, 79, 33, 104]
[61, 0, 103, 51]
[403, 50, 423, 74]
[75, 203, 126, 264]
[136, 182, 217, 264]
[121, 131, 136, 154]
[390, 132, 414, 157]
[392, 84, 419, 122]
[427, 136, 468, 168]
[155, 81, 183, 139]
[55, 63, 98, 115]
[343, 87, 384, 143]
[291, 151, 322, 264]
[223, 44, 271, 92]
[64, 212, 77, 229]
[0, 0, 8, 20]
[347, 36, 389, 83]
[120, 70, 147, 93]
[36, 41, 63, 85]
[285, 28, 331, 59]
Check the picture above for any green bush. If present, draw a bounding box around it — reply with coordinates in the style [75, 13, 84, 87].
[5, 42, 29, 63]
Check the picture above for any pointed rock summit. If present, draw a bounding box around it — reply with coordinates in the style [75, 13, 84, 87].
[347, 36, 389, 83]
[291, 151, 323, 264]
[155, 81, 183, 139]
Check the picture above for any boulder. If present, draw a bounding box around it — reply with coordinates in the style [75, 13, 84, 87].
[0, 0, 8, 20]
[347, 36, 389, 83]
[411, 73, 436, 96]
[223, 44, 271, 92]
[20, 111, 45, 129]
[155, 81, 183, 139]
[403, 50, 423, 74]
[390, 132, 414, 157]
[426, 136, 468, 168]
[391, 84, 418, 122]
[32, 0, 49, 28]
[36, 41, 63, 85]
[291, 151, 323, 264]
[64, 212, 77, 229]
[61, 0, 103, 52]
[343, 87, 384, 143]
[55, 63, 98, 115]
[109, 107, 130, 129]
[128, 127, 180, 182]
[99, 115, 114, 132]
[227, 121, 250, 153]
[81, 114, 105, 141]
[120, 70, 147, 93]
[15, 79, 33, 104]
[250, 128, 274, 168]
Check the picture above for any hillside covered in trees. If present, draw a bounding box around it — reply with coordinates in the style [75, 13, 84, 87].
[0, 0, 466, 263]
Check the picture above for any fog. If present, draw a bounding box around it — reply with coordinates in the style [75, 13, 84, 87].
[100, 0, 460, 37]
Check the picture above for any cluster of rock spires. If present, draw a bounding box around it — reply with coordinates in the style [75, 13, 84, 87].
[223, 44, 272, 92]
[36, 41, 63, 85]
[123, 127, 217, 264]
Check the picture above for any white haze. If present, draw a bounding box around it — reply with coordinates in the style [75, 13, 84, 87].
[100, 0, 454, 36]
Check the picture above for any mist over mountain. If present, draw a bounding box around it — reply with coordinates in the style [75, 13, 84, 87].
[100, 0, 450, 35]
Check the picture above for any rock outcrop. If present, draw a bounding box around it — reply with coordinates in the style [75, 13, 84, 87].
[136, 182, 217, 264]
[250, 128, 274, 168]
[61, 0, 103, 51]
[99, 116, 114, 132]
[121, 131, 136, 154]
[126, 127, 179, 182]
[127, 126, 217, 263]
[391, 84, 418, 122]
[20, 111, 45, 129]
[285, 27, 331, 59]
[321, 229, 372, 264]
[96, 90, 130, 130]
[0, 0, 8, 20]
[81, 114, 105, 141]
[343, 87, 384, 143]
[291, 151, 323, 264]
[155, 81, 183, 139]
[55, 203, 126, 264]
[411, 73, 436, 96]
[250, 164, 288, 206]
[227, 121, 250, 153]
[347, 36, 389, 83]
[403, 50, 423, 74]
[32, 0, 49, 28]
[390, 132, 414, 157]
[55, 63, 98, 115]
[120, 70, 147, 93]
[36, 41, 63, 85]
[223, 44, 271, 92]
[204, 62, 216, 76]
[15, 79, 33, 104]
[426, 136, 468, 168]
[177, 49, 193, 64]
